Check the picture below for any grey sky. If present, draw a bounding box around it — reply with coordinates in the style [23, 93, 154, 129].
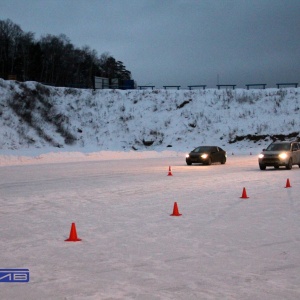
[1, 0, 299, 88]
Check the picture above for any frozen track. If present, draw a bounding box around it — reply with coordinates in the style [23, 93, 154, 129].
[0, 155, 300, 299]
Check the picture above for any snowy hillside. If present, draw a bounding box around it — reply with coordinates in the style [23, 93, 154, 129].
[0, 79, 299, 155]
[1, 79, 300, 299]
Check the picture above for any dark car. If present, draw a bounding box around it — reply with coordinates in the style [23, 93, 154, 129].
[186, 146, 227, 165]
[258, 141, 300, 170]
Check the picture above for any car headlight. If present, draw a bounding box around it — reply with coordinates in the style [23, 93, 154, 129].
[279, 153, 288, 159]
[201, 154, 208, 159]
[258, 154, 264, 159]
[186, 154, 190, 158]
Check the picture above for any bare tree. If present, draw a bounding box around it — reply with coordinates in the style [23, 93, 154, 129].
[0, 19, 23, 78]
[0, 19, 133, 87]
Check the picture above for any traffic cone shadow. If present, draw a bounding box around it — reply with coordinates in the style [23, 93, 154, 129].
[170, 202, 182, 216]
[65, 222, 82, 242]
[240, 187, 249, 199]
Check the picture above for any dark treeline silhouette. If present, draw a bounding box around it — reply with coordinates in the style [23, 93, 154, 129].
[0, 19, 132, 88]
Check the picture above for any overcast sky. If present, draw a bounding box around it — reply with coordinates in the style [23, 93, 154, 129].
[1, 0, 300, 88]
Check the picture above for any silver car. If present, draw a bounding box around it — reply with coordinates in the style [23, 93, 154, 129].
[258, 141, 300, 170]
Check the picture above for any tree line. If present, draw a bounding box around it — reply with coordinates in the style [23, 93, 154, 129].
[0, 19, 132, 88]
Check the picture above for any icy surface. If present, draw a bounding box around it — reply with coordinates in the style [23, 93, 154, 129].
[0, 155, 299, 299]
[0, 79, 300, 298]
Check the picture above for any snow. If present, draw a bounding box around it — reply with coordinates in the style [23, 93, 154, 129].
[0, 155, 300, 299]
[0, 79, 299, 161]
[0, 80, 300, 299]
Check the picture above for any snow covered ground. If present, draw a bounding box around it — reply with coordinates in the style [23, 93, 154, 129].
[0, 79, 299, 155]
[0, 80, 300, 298]
[0, 154, 300, 299]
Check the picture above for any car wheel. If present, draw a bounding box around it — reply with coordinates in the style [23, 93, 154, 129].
[259, 164, 266, 170]
[286, 159, 292, 170]
[186, 162, 192, 166]
[206, 157, 212, 165]
[220, 156, 226, 164]
[298, 164, 300, 168]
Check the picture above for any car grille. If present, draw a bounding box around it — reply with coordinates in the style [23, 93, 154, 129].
[262, 154, 280, 164]
[189, 154, 201, 162]
[263, 158, 280, 163]
[264, 154, 277, 158]
[190, 158, 200, 162]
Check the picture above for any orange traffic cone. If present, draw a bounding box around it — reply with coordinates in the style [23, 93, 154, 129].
[170, 202, 182, 216]
[240, 187, 249, 199]
[167, 166, 173, 176]
[65, 222, 82, 242]
[285, 178, 291, 188]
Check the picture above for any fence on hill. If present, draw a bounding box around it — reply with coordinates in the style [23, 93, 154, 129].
[137, 83, 298, 90]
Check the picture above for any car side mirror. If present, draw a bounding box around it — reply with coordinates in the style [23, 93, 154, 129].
[262, 148, 266, 151]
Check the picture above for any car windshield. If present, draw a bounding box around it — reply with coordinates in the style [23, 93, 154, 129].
[266, 143, 291, 151]
[192, 146, 213, 153]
